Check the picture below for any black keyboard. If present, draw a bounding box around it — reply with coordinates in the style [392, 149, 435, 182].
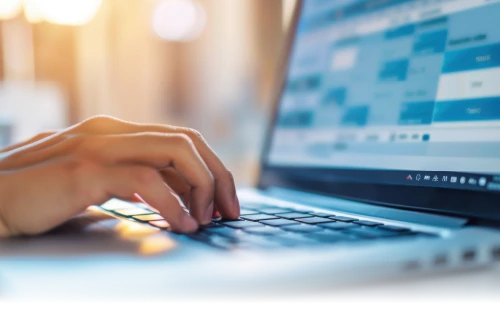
[99, 199, 439, 251]
[189, 203, 439, 250]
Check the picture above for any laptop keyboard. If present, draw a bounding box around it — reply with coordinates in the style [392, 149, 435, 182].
[99, 200, 439, 250]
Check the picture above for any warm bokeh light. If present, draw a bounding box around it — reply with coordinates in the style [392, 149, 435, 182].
[23, 0, 43, 23]
[30, 0, 103, 26]
[152, 0, 206, 42]
[0, 0, 23, 20]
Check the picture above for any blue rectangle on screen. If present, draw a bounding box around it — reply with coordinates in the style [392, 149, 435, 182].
[379, 59, 409, 81]
[433, 97, 500, 122]
[287, 75, 322, 92]
[323, 87, 347, 107]
[341, 106, 369, 127]
[278, 110, 314, 127]
[385, 24, 415, 40]
[413, 30, 448, 55]
[442, 43, 500, 74]
[399, 102, 435, 125]
[417, 16, 448, 29]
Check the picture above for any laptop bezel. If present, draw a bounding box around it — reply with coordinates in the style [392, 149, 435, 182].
[257, 0, 500, 223]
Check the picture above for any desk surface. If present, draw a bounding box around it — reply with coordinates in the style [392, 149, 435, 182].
[280, 266, 500, 304]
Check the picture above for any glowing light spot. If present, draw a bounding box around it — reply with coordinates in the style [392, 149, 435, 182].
[152, 0, 206, 42]
[23, 0, 44, 23]
[31, 0, 103, 26]
[0, 0, 23, 20]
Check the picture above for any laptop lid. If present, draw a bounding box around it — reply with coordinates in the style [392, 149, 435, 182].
[259, 0, 500, 222]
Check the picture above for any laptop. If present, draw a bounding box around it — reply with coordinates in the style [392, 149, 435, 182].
[1, 0, 500, 298]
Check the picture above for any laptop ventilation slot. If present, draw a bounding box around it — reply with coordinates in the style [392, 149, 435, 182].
[461, 249, 477, 263]
[433, 254, 448, 267]
[492, 246, 500, 262]
[401, 261, 422, 274]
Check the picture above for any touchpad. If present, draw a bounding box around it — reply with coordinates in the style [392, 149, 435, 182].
[0, 211, 177, 257]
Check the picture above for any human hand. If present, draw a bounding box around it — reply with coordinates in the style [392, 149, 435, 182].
[0, 116, 240, 237]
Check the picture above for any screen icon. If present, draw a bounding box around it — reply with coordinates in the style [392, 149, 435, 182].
[442, 176, 448, 182]
[460, 177, 466, 184]
[468, 178, 477, 185]
[450, 176, 457, 183]
[424, 175, 431, 181]
[416, 174, 421, 181]
[432, 175, 439, 182]
[406, 175, 412, 181]
[479, 177, 487, 187]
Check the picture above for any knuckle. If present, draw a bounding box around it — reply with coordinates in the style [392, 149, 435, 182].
[170, 133, 195, 149]
[79, 115, 117, 132]
[179, 128, 205, 143]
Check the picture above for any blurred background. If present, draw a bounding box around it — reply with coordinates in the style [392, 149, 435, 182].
[0, 0, 298, 186]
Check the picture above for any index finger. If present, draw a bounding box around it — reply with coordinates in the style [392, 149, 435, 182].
[89, 133, 216, 225]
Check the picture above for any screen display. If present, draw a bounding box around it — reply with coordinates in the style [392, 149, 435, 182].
[267, 0, 500, 193]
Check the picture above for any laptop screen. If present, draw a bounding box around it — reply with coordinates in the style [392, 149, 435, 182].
[266, 0, 500, 194]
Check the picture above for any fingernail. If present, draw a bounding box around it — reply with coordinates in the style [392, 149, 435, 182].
[212, 205, 222, 221]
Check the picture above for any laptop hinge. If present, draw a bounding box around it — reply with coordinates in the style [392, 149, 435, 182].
[264, 187, 468, 229]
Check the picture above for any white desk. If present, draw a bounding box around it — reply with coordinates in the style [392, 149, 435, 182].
[286, 266, 500, 304]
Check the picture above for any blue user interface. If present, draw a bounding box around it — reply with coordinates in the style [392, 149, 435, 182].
[268, 0, 500, 186]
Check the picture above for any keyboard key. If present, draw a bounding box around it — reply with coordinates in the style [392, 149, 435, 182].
[241, 209, 260, 215]
[236, 235, 283, 250]
[205, 227, 246, 239]
[202, 222, 222, 228]
[114, 207, 154, 216]
[221, 220, 263, 229]
[306, 231, 354, 243]
[320, 222, 360, 230]
[353, 220, 383, 227]
[245, 226, 284, 236]
[257, 208, 295, 214]
[282, 224, 324, 233]
[133, 214, 164, 221]
[311, 212, 336, 218]
[261, 219, 300, 227]
[241, 214, 278, 221]
[188, 232, 213, 243]
[149, 220, 170, 229]
[205, 235, 236, 250]
[318, 222, 361, 231]
[100, 199, 137, 211]
[221, 217, 244, 222]
[135, 203, 160, 213]
[331, 216, 359, 222]
[378, 225, 410, 232]
[295, 217, 333, 224]
[345, 228, 404, 238]
[240, 203, 279, 210]
[274, 212, 314, 220]
[273, 233, 318, 247]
